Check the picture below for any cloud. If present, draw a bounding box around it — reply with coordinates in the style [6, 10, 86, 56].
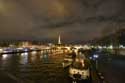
[0, 0, 124, 43]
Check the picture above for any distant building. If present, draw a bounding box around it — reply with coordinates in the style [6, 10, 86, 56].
[53, 35, 67, 50]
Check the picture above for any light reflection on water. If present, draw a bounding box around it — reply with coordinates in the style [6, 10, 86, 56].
[0, 52, 69, 83]
[2, 54, 8, 60]
[31, 51, 37, 55]
[2, 54, 13, 60]
[42, 53, 49, 63]
[30, 54, 37, 63]
[1, 54, 12, 63]
[20, 52, 28, 64]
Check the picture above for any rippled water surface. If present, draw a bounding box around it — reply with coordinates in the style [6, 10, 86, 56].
[0, 52, 69, 83]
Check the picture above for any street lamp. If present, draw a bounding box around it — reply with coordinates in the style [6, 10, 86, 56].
[93, 54, 99, 69]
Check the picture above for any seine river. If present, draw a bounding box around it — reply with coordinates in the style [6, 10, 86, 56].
[0, 51, 70, 83]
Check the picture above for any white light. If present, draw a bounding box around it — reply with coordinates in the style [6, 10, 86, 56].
[93, 54, 99, 58]
[108, 45, 113, 49]
[21, 52, 28, 56]
[43, 54, 48, 58]
[0, 48, 3, 53]
[89, 57, 92, 59]
[119, 45, 124, 48]
[91, 46, 94, 48]
[20, 53, 28, 64]
[2, 54, 8, 60]
[31, 51, 37, 55]
[98, 46, 102, 49]
[103, 46, 107, 49]
[69, 68, 76, 74]
[17, 48, 23, 50]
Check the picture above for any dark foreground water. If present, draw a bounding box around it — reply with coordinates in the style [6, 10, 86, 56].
[98, 55, 125, 83]
[0, 51, 69, 83]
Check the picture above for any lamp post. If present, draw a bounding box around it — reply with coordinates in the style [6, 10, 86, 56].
[93, 54, 99, 69]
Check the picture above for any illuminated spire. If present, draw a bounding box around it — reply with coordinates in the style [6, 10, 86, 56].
[58, 35, 61, 44]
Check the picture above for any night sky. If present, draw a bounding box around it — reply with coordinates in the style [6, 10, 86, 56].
[0, 0, 125, 43]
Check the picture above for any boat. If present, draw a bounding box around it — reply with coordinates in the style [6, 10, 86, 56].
[69, 57, 91, 81]
[62, 54, 73, 68]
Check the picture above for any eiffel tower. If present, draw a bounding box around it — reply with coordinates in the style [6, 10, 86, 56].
[58, 35, 61, 45]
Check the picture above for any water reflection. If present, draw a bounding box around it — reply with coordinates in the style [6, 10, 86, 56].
[1, 52, 53, 66]
[30, 54, 37, 63]
[20, 52, 28, 64]
[0, 54, 13, 70]
[2, 54, 8, 60]
[19, 51, 50, 64]
[21, 52, 28, 56]
[31, 51, 37, 55]
[0, 51, 69, 83]
[42, 52, 50, 63]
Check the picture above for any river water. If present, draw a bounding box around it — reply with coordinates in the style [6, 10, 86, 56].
[0, 51, 69, 83]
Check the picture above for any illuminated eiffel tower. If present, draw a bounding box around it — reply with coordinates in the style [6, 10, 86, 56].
[58, 35, 61, 45]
